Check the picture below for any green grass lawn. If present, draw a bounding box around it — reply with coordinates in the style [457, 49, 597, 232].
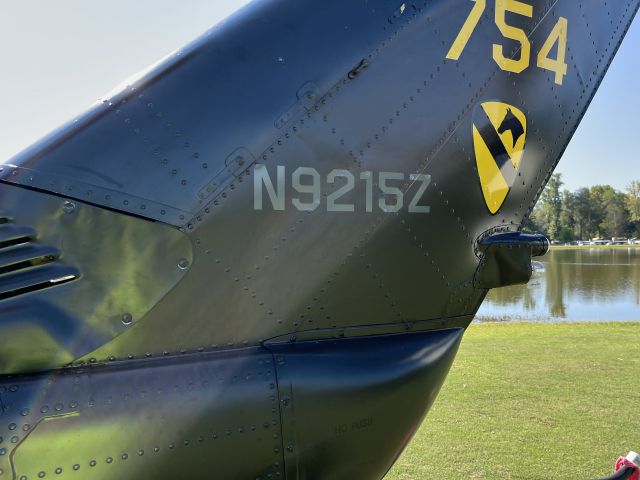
[386, 323, 640, 480]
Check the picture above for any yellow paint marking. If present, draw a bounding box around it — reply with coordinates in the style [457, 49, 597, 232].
[481, 102, 527, 169]
[473, 125, 509, 214]
[537, 17, 569, 85]
[472, 102, 527, 214]
[446, 0, 487, 61]
[493, 0, 533, 73]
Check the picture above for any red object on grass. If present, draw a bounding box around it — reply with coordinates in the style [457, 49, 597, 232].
[615, 452, 640, 480]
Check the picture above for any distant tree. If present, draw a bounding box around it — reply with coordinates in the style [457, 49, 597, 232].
[530, 204, 544, 232]
[627, 181, 640, 236]
[521, 212, 541, 233]
[560, 190, 576, 239]
[557, 227, 574, 242]
[536, 174, 564, 240]
[572, 188, 595, 240]
[589, 185, 615, 238]
[600, 188, 628, 238]
[604, 200, 628, 238]
[527, 179, 637, 241]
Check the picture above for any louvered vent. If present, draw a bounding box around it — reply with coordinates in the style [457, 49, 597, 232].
[0, 217, 79, 301]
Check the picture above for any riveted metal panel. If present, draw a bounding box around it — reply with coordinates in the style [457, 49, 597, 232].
[0, 348, 282, 480]
[2, 0, 401, 226]
[269, 329, 464, 480]
[62, 0, 640, 364]
[0, 183, 192, 374]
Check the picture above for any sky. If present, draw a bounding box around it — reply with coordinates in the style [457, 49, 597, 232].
[0, 2, 638, 193]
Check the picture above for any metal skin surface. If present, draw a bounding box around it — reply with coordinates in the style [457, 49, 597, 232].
[0, 0, 638, 478]
[0, 186, 192, 375]
[270, 329, 464, 479]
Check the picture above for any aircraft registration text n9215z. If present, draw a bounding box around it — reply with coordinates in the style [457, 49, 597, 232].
[253, 164, 431, 214]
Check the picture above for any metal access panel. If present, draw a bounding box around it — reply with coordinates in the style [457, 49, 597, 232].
[0, 348, 283, 479]
[0, 183, 192, 375]
[269, 329, 464, 480]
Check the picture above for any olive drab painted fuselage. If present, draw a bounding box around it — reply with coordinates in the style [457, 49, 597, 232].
[0, 1, 637, 478]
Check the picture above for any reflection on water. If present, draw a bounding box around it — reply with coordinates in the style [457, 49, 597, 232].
[477, 248, 640, 322]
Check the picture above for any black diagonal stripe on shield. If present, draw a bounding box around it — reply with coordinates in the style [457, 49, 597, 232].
[477, 109, 519, 187]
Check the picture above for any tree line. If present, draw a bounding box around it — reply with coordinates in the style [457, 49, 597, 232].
[524, 174, 640, 241]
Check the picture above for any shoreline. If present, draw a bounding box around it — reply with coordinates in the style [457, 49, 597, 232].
[550, 244, 640, 250]
[473, 317, 640, 324]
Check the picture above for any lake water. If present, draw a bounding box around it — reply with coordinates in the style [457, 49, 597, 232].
[476, 247, 640, 322]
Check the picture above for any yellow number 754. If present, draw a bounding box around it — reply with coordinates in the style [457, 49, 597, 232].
[446, 0, 568, 85]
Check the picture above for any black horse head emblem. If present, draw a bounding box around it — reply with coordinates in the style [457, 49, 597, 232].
[497, 108, 525, 148]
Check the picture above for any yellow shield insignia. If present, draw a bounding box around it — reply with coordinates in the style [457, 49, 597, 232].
[472, 102, 527, 214]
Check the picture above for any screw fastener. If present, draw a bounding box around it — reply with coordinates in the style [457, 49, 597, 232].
[63, 201, 76, 214]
